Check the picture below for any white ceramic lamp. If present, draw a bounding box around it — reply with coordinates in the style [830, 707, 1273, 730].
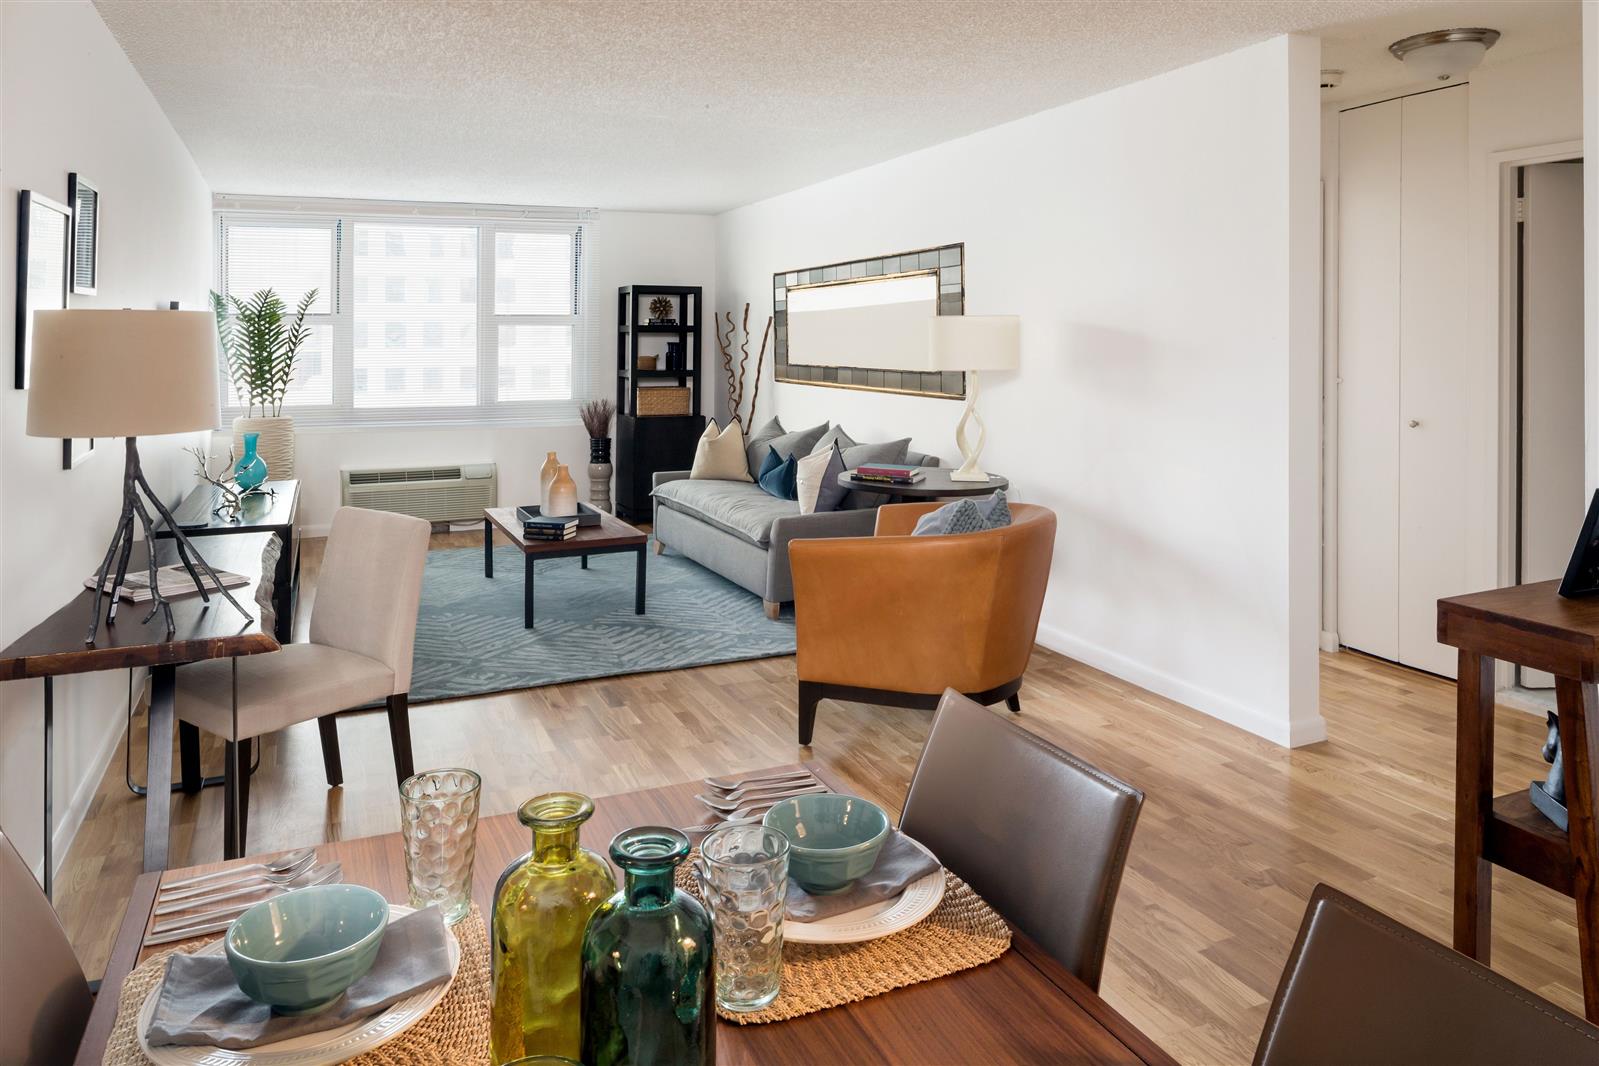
[928, 316, 1019, 482]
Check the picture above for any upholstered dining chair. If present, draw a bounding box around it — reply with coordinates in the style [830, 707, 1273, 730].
[899, 690, 1144, 991]
[788, 500, 1055, 745]
[1, 829, 93, 1064]
[175, 506, 431, 856]
[1254, 883, 1599, 1065]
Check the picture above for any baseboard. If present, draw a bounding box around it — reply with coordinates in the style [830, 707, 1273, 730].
[38, 691, 133, 884]
[1034, 623, 1328, 748]
[1319, 630, 1340, 653]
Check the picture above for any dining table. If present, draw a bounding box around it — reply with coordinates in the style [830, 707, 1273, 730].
[75, 762, 1177, 1065]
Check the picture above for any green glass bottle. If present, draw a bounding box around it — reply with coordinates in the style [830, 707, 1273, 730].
[580, 827, 715, 1066]
[491, 793, 616, 1064]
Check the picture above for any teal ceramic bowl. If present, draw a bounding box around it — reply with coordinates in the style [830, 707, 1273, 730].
[763, 794, 889, 894]
[225, 884, 389, 1015]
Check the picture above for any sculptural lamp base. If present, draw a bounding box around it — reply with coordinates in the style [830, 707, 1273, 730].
[948, 370, 991, 482]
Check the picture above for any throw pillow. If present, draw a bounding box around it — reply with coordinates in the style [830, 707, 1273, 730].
[811, 423, 858, 457]
[757, 447, 799, 500]
[795, 443, 849, 515]
[743, 417, 786, 477]
[757, 444, 784, 482]
[747, 420, 828, 481]
[689, 421, 753, 482]
[839, 437, 913, 509]
[913, 491, 1012, 536]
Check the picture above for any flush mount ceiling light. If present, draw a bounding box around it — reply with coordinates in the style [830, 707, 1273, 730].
[1388, 28, 1500, 82]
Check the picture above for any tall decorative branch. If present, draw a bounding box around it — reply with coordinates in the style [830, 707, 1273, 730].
[716, 310, 740, 428]
[186, 446, 267, 522]
[714, 303, 773, 431]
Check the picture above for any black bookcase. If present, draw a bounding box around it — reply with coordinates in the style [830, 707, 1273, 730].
[614, 284, 706, 522]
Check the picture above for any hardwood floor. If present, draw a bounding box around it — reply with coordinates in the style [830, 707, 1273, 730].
[52, 532, 1580, 1064]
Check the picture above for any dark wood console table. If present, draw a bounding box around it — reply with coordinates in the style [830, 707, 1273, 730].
[157, 478, 298, 644]
[1437, 581, 1599, 1021]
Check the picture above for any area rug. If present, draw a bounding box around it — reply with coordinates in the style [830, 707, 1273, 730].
[403, 542, 795, 703]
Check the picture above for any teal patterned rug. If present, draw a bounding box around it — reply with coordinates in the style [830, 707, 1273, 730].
[405, 542, 795, 703]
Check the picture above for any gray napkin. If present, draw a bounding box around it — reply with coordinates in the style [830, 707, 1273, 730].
[145, 905, 453, 1050]
[785, 830, 940, 922]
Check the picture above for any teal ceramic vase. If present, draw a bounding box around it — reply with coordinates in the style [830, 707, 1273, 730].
[580, 827, 715, 1066]
[234, 432, 268, 491]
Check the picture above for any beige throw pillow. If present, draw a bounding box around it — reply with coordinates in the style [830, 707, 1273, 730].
[689, 421, 753, 482]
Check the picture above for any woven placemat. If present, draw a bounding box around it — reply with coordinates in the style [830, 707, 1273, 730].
[103, 903, 490, 1065]
[676, 861, 1011, 1024]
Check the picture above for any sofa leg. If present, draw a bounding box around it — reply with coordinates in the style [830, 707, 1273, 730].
[318, 714, 343, 787]
[763, 600, 781, 620]
[1005, 693, 1022, 714]
[798, 681, 822, 746]
[653, 539, 666, 556]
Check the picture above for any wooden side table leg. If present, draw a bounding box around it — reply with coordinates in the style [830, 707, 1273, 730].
[484, 519, 493, 579]
[1454, 650, 1495, 962]
[1554, 677, 1599, 1021]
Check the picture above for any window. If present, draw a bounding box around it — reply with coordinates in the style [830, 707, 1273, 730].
[215, 204, 591, 426]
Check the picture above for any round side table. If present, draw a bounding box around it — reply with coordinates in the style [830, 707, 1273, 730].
[837, 468, 1009, 501]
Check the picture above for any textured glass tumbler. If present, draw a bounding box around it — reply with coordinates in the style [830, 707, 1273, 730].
[399, 768, 481, 925]
[700, 824, 789, 1012]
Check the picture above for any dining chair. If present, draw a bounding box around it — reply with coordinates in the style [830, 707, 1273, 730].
[899, 689, 1144, 991]
[1254, 883, 1599, 1065]
[0, 829, 93, 1064]
[174, 506, 431, 856]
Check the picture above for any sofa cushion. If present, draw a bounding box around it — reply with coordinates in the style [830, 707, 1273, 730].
[914, 491, 1012, 536]
[796, 444, 849, 515]
[811, 424, 857, 457]
[757, 447, 799, 500]
[745, 417, 827, 480]
[690, 420, 754, 482]
[652, 477, 800, 547]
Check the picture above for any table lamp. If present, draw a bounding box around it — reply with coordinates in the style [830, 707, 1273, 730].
[928, 315, 1019, 482]
[26, 309, 250, 643]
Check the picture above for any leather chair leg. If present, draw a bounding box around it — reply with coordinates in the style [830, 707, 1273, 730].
[798, 681, 823, 746]
[386, 693, 415, 785]
[178, 721, 203, 793]
[318, 715, 344, 787]
[1005, 693, 1022, 714]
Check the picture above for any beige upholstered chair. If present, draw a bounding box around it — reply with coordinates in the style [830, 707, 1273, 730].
[899, 690, 1144, 991]
[176, 506, 431, 856]
[1, 829, 93, 1064]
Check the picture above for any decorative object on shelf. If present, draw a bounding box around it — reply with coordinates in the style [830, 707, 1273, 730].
[1557, 490, 1599, 597]
[636, 385, 691, 416]
[580, 398, 616, 513]
[1388, 27, 1499, 82]
[580, 827, 714, 1066]
[25, 309, 252, 641]
[539, 451, 560, 505]
[491, 793, 616, 1064]
[714, 304, 771, 431]
[1532, 711, 1570, 831]
[664, 341, 685, 371]
[211, 287, 318, 479]
[67, 173, 99, 295]
[15, 190, 71, 390]
[774, 243, 965, 399]
[927, 315, 1020, 481]
[233, 431, 269, 491]
[637, 354, 658, 371]
[648, 294, 676, 325]
[546, 464, 578, 518]
[185, 444, 272, 522]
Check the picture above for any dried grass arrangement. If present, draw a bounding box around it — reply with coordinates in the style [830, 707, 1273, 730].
[579, 398, 615, 439]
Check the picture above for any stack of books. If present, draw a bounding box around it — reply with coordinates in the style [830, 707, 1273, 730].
[849, 463, 925, 486]
[523, 513, 579, 542]
[84, 563, 250, 603]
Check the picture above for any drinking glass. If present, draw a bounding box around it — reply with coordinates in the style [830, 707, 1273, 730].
[399, 768, 481, 925]
[699, 823, 789, 1012]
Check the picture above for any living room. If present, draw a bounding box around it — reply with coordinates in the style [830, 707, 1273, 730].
[3, 2, 1599, 1064]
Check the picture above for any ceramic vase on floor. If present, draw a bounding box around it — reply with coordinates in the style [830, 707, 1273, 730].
[539, 451, 560, 506]
[546, 464, 578, 517]
[588, 437, 613, 513]
[231, 414, 293, 480]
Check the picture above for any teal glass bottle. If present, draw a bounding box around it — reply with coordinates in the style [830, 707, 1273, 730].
[233, 432, 268, 490]
[580, 827, 714, 1066]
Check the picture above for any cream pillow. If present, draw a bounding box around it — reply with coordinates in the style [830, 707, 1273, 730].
[795, 444, 847, 515]
[689, 421, 753, 482]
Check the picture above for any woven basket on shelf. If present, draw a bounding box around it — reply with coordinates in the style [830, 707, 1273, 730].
[636, 386, 691, 416]
[637, 354, 658, 370]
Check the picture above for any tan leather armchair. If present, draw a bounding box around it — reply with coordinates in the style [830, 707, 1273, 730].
[788, 501, 1055, 744]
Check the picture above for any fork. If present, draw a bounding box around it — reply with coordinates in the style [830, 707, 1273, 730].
[157, 856, 321, 904]
[150, 864, 344, 933]
[695, 782, 828, 812]
[678, 796, 812, 834]
[160, 847, 316, 893]
[702, 769, 814, 792]
[154, 862, 341, 916]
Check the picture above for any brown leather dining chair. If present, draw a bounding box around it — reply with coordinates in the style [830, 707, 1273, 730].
[1, 829, 93, 1064]
[899, 690, 1144, 991]
[788, 500, 1055, 744]
[1255, 883, 1599, 1066]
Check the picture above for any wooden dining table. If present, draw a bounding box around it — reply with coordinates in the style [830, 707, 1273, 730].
[75, 763, 1176, 1065]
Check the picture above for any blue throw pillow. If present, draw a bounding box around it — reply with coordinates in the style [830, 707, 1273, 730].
[912, 491, 1012, 536]
[757, 446, 799, 501]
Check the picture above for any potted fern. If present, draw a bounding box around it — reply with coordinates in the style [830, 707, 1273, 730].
[211, 288, 317, 479]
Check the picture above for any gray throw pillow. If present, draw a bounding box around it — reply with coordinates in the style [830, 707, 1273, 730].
[744, 417, 785, 478]
[812, 443, 850, 513]
[811, 424, 858, 457]
[748, 420, 827, 480]
[839, 437, 912, 509]
[913, 491, 1012, 536]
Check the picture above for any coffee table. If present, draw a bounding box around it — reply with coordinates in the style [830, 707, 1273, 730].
[483, 507, 647, 628]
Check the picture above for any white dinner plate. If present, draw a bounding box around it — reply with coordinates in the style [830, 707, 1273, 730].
[783, 869, 946, 944]
[137, 904, 461, 1066]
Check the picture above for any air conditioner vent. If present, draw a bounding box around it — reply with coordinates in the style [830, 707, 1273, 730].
[347, 466, 464, 486]
[340, 463, 496, 523]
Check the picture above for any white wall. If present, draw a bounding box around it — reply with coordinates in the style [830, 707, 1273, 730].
[268, 210, 718, 532]
[0, 0, 214, 878]
[716, 35, 1327, 747]
[1587, 4, 1598, 494]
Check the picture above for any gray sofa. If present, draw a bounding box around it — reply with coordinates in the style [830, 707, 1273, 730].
[651, 422, 940, 616]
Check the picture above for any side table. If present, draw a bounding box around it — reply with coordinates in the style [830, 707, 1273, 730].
[157, 478, 298, 645]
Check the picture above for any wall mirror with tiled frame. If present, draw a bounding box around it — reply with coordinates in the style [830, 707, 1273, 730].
[772, 242, 964, 399]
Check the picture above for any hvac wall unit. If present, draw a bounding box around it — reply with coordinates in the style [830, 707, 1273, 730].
[340, 463, 497, 523]
[1336, 85, 1469, 678]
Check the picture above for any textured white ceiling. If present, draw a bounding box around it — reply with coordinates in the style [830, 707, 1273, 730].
[93, 0, 1574, 213]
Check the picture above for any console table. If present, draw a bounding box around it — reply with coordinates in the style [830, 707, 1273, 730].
[1437, 581, 1599, 1021]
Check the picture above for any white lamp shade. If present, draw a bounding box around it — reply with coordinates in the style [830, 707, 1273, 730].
[26, 309, 221, 438]
[927, 315, 1020, 372]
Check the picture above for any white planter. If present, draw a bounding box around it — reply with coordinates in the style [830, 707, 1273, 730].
[231, 415, 295, 481]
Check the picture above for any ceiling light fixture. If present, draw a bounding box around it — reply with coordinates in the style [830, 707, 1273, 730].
[1388, 28, 1500, 82]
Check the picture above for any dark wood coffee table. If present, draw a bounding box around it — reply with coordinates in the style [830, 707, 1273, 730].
[483, 507, 648, 628]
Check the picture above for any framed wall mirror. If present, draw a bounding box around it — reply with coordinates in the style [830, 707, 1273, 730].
[15, 190, 71, 390]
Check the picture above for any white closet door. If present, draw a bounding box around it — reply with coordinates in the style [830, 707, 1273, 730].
[1337, 99, 1402, 662]
[1397, 86, 1470, 678]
